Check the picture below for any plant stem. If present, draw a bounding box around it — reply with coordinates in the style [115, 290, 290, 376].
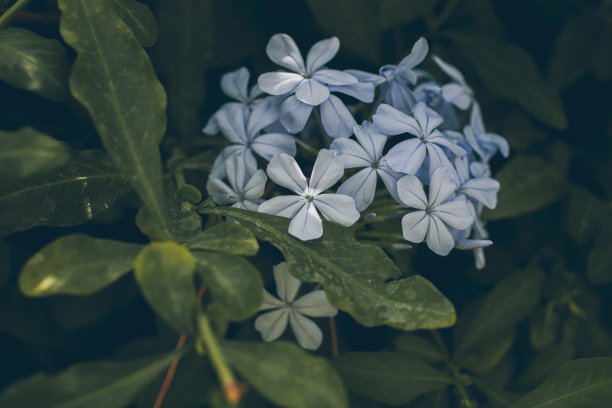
[0, 0, 30, 29]
[329, 317, 339, 357]
[431, 330, 450, 359]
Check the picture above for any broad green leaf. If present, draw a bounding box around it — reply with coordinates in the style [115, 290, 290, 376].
[59, 0, 171, 239]
[0, 352, 179, 408]
[135, 192, 202, 243]
[410, 387, 450, 408]
[513, 358, 612, 408]
[379, 0, 438, 29]
[447, 33, 566, 129]
[134, 242, 198, 334]
[199, 206, 456, 331]
[110, 0, 158, 47]
[0, 150, 130, 236]
[19, 234, 142, 297]
[186, 223, 258, 256]
[566, 187, 607, 245]
[587, 229, 612, 285]
[484, 155, 566, 220]
[307, 0, 381, 64]
[0, 28, 70, 100]
[223, 340, 348, 408]
[193, 251, 263, 321]
[333, 352, 453, 406]
[513, 344, 576, 389]
[472, 378, 520, 408]
[455, 266, 544, 358]
[0, 127, 69, 185]
[394, 334, 446, 363]
[459, 326, 516, 373]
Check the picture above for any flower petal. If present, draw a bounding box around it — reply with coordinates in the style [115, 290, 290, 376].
[266, 153, 307, 193]
[429, 132, 468, 157]
[243, 169, 268, 200]
[260, 289, 284, 310]
[258, 72, 303, 96]
[266, 33, 305, 73]
[273, 262, 301, 302]
[251, 133, 297, 161]
[376, 159, 404, 203]
[433, 55, 467, 85]
[344, 69, 386, 86]
[288, 202, 323, 241]
[470, 102, 486, 135]
[337, 168, 378, 212]
[425, 143, 456, 177]
[289, 309, 323, 350]
[308, 149, 344, 194]
[314, 193, 360, 226]
[311, 69, 357, 85]
[329, 137, 370, 168]
[373, 103, 421, 136]
[459, 177, 500, 209]
[247, 97, 280, 136]
[320, 95, 357, 139]
[224, 153, 248, 193]
[401, 210, 429, 243]
[426, 215, 455, 256]
[412, 102, 443, 136]
[428, 167, 457, 208]
[306, 37, 339, 73]
[382, 81, 417, 113]
[441, 83, 471, 110]
[397, 174, 427, 210]
[354, 121, 388, 161]
[432, 200, 473, 230]
[295, 78, 330, 106]
[280, 95, 313, 133]
[206, 177, 238, 206]
[398, 37, 428, 70]
[259, 195, 305, 218]
[215, 104, 249, 143]
[328, 82, 375, 102]
[221, 66, 250, 103]
[255, 308, 289, 342]
[293, 291, 338, 317]
[386, 138, 427, 174]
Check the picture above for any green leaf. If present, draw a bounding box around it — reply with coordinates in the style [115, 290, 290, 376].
[410, 387, 450, 408]
[0, 149, 130, 236]
[379, 0, 438, 29]
[134, 242, 198, 334]
[0, 352, 180, 408]
[223, 340, 348, 408]
[110, 0, 158, 47]
[193, 251, 263, 321]
[0, 28, 70, 101]
[333, 352, 453, 406]
[394, 334, 446, 363]
[513, 358, 612, 408]
[19, 234, 142, 297]
[459, 326, 516, 374]
[472, 377, 520, 408]
[198, 206, 455, 331]
[484, 155, 567, 220]
[59, 0, 171, 239]
[455, 266, 544, 358]
[529, 305, 560, 350]
[0, 127, 69, 186]
[186, 223, 258, 256]
[513, 344, 576, 389]
[447, 33, 566, 129]
[587, 228, 612, 285]
[566, 187, 607, 245]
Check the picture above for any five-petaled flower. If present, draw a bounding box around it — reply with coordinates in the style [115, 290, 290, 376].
[206, 154, 267, 210]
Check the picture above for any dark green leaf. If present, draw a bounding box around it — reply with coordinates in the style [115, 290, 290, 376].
[19, 234, 142, 297]
[198, 207, 456, 331]
[379, 0, 438, 29]
[193, 251, 263, 321]
[447, 33, 566, 129]
[0, 352, 179, 408]
[135, 193, 202, 243]
[502, 110, 547, 151]
[513, 358, 612, 408]
[223, 340, 348, 408]
[59, 0, 172, 239]
[459, 326, 516, 374]
[186, 223, 258, 256]
[394, 334, 446, 363]
[513, 344, 576, 389]
[528, 305, 560, 350]
[0, 28, 70, 100]
[410, 387, 450, 408]
[566, 187, 607, 245]
[333, 352, 453, 406]
[587, 228, 612, 285]
[472, 377, 520, 408]
[0, 127, 69, 186]
[134, 242, 198, 334]
[0, 149, 130, 236]
[110, 0, 158, 47]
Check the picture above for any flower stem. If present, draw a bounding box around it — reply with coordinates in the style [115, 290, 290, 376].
[329, 316, 339, 357]
[0, 0, 30, 29]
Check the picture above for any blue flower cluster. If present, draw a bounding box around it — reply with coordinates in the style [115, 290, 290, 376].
[204, 33, 509, 259]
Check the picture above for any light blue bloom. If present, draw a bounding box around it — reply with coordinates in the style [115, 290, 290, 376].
[397, 167, 472, 255]
[209, 97, 296, 178]
[255, 262, 337, 350]
[454, 156, 500, 210]
[464, 102, 510, 162]
[451, 225, 492, 250]
[432, 55, 473, 110]
[330, 121, 404, 211]
[373, 102, 467, 176]
[413, 82, 461, 131]
[259, 149, 360, 241]
[206, 154, 267, 210]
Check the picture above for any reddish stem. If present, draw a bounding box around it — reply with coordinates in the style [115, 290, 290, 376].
[329, 316, 338, 357]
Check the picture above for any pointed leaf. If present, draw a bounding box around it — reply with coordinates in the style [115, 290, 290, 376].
[110, 0, 158, 47]
[186, 222, 259, 256]
[394, 334, 446, 363]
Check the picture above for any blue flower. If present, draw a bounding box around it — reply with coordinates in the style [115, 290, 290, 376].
[258, 149, 360, 241]
[206, 154, 267, 210]
[464, 102, 510, 162]
[432, 56, 473, 110]
[330, 121, 404, 211]
[255, 262, 337, 350]
[453, 156, 500, 210]
[397, 167, 473, 255]
[373, 102, 467, 176]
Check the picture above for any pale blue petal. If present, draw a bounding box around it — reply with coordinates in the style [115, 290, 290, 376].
[432, 200, 473, 230]
[293, 291, 338, 317]
[221, 66, 250, 103]
[210, 145, 249, 179]
[464, 125, 486, 159]
[429, 132, 468, 157]
[425, 143, 455, 177]
[247, 97, 280, 137]
[306, 36, 339, 73]
[288, 202, 323, 241]
[255, 308, 289, 342]
[215, 104, 249, 143]
[441, 83, 471, 110]
[470, 161, 490, 178]
[412, 102, 443, 136]
[470, 102, 486, 135]
[243, 169, 268, 200]
[266, 33, 305, 73]
[274, 262, 301, 302]
[328, 82, 375, 102]
[259, 195, 305, 218]
[289, 309, 323, 350]
[397, 174, 427, 210]
[376, 159, 404, 203]
[251, 133, 297, 161]
[428, 167, 457, 208]
[266, 153, 307, 193]
[249, 84, 264, 100]
[311, 69, 357, 85]
[344, 69, 386, 86]
[386, 138, 427, 174]
[433, 55, 467, 85]
[373, 103, 421, 136]
[401, 210, 429, 242]
[295, 78, 330, 105]
[354, 121, 387, 161]
[320, 95, 357, 139]
[460, 177, 500, 209]
[258, 72, 303, 96]
[241, 199, 261, 211]
[280, 95, 313, 133]
[206, 177, 238, 206]
[381, 81, 417, 114]
[398, 37, 428, 70]
[455, 236, 493, 250]
[225, 154, 248, 193]
[308, 149, 344, 194]
[315, 193, 360, 226]
[259, 289, 284, 310]
[337, 168, 378, 211]
[480, 132, 510, 158]
[426, 215, 455, 256]
[203, 111, 219, 135]
[329, 137, 370, 168]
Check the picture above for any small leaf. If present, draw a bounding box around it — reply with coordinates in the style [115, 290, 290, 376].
[0, 352, 180, 408]
[0, 127, 69, 185]
[0, 28, 70, 100]
[394, 334, 446, 363]
[134, 242, 198, 334]
[587, 228, 612, 285]
[186, 223, 258, 256]
[199, 207, 456, 331]
[513, 358, 612, 408]
[223, 340, 348, 408]
[447, 33, 566, 129]
[59, 0, 172, 239]
[19, 234, 142, 297]
[135, 193, 202, 243]
[333, 352, 453, 406]
[193, 251, 263, 321]
[566, 187, 607, 245]
[0, 149, 130, 236]
[110, 0, 158, 47]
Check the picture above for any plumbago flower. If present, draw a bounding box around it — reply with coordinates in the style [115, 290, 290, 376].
[258, 34, 374, 138]
[255, 262, 337, 350]
[465, 102, 510, 162]
[432, 56, 474, 111]
[206, 154, 267, 210]
[258, 149, 360, 241]
[330, 121, 404, 211]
